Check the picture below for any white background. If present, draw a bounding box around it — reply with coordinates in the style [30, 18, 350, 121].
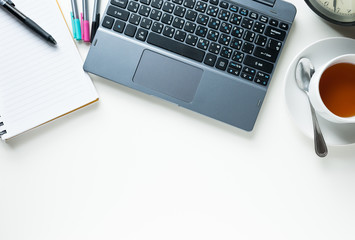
[1, 0, 355, 239]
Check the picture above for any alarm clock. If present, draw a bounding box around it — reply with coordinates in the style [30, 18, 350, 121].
[305, 0, 355, 26]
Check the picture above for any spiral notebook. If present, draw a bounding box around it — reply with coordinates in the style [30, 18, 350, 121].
[0, 0, 99, 140]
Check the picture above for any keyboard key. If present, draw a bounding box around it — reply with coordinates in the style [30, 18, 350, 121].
[208, 18, 220, 30]
[207, 29, 219, 41]
[151, 0, 163, 9]
[173, 17, 185, 28]
[254, 47, 278, 63]
[242, 66, 256, 76]
[197, 38, 210, 50]
[129, 14, 141, 25]
[220, 46, 232, 58]
[150, 9, 162, 20]
[229, 5, 238, 12]
[209, 0, 219, 5]
[265, 26, 286, 41]
[267, 39, 282, 51]
[230, 38, 242, 50]
[228, 62, 242, 75]
[255, 71, 270, 86]
[195, 1, 208, 13]
[196, 25, 208, 37]
[147, 32, 205, 62]
[206, 6, 218, 17]
[111, 0, 128, 8]
[249, 12, 258, 20]
[279, 22, 289, 30]
[231, 26, 243, 38]
[186, 34, 198, 45]
[102, 16, 115, 29]
[254, 35, 266, 47]
[227, 67, 241, 76]
[163, 26, 175, 37]
[163, 2, 175, 13]
[244, 55, 273, 73]
[208, 42, 221, 54]
[184, 21, 196, 32]
[218, 9, 230, 21]
[232, 51, 244, 63]
[269, 19, 278, 26]
[151, 21, 164, 33]
[204, 53, 217, 66]
[161, 13, 173, 24]
[135, 28, 148, 41]
[230, 13, 242, 25]
[242, 42, 254, 54]
[174, 30, 187, 41]
[239, 8, 248, 16]
[259, 15, 268, 23]
[243, 30, 255, 42]
[183, 0, 196, 9]
[174, 6, 186, 17]
[216, 57, 229, 70]
[107, 6, 130, 21]
[138, 5, 151, 17]
[185, 9, 198, 21]
[219, 1, 228, 9]
[113, 19, 126, 32]
[124, 24, 137, 36]
[140, 17, 152, 29]
[229, 61, 242, 70]
[241, 72, 254, 81]
[241, 18, 253, 29]
[218, 33, 230, 45]
[253, 22, 265, 33]
[220, 22, 232, 34]
[127, 1, 140, 12]
[197, 14, 209, 25]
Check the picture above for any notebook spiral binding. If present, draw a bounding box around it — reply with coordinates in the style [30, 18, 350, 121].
[0, 116, 7, 138]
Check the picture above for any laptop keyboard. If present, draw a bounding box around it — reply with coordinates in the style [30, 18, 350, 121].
[102, 0, 291, 87]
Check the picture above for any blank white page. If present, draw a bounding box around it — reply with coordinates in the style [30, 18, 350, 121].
[0, 0, 98, 140]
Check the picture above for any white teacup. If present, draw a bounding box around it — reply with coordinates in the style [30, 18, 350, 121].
[308, 54, 355, 124]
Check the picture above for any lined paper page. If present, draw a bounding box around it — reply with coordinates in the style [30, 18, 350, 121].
[0, 0, 98, 140]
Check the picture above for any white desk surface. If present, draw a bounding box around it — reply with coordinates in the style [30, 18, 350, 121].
[1, 1, 355, 239]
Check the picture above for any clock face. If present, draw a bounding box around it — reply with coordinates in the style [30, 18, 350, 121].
[306, 0, 355, 25]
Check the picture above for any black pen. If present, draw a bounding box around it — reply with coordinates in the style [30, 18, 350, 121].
[0, 0, 57, 45]
[90, 0, 100, 43]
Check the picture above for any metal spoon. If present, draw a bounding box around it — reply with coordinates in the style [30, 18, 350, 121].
[295, 58, 328, 157]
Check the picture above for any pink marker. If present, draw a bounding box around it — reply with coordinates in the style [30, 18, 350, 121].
[81, 0, 90, 42]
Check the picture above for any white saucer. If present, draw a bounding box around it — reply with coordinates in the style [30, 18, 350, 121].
[285, 37, 355, 146]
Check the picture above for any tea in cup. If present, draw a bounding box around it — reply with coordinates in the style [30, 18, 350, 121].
[308, 54, 355, 124]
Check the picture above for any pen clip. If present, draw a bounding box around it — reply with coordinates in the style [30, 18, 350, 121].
[70, 12, 76, 39]
[80, 13, 84, 40]
[6, 0, 15, 6]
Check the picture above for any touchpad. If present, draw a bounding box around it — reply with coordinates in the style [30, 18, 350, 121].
[133, 50, 203, 103]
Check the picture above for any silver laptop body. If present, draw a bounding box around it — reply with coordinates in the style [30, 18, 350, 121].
[84, 0, 296, 131]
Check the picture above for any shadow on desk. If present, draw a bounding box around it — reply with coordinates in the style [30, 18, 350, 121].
[327, 22, 355, 39]
[3, 103, 100, 149]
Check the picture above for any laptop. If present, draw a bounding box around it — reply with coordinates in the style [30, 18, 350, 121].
[84, 0, 296, 131]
